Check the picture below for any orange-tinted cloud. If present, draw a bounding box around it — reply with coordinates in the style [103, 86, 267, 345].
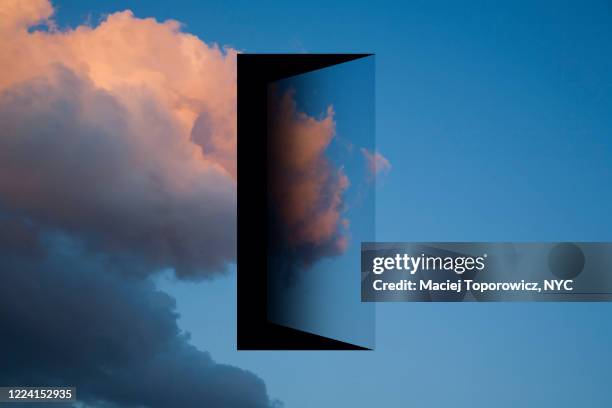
[0, 0, 54, 31]
[0, 0, 239, 276]
[0, 0, 237, 178]
[361, 148, 391, 179]
[268, 88, 349, 259]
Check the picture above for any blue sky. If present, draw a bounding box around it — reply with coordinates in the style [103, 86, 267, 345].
[55, 1, 612, 407]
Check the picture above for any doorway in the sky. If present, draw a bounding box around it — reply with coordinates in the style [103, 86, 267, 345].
[266, 56, 375, 349]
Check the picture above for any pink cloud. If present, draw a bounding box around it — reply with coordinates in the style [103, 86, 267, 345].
[0, 0, 239, 276]
[361, 148, 391, 179]
[0, 0, 237, 178]
[268, 88, 349, 260]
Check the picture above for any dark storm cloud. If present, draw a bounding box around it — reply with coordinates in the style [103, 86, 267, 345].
[0, 218, 274, 408]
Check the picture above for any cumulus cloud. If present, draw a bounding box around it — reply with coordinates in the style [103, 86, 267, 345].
[0, 0, 54, 31]
[0, 0, 239, 277]
[0, 1, 278, 407]
[0, 219, 272, 408]
[361, 148, 391, 179]
[1, 0, 237, 176]
[0, 67, 236, 277]
[268, 87, 349, 271]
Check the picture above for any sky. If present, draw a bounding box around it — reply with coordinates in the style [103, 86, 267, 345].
[4, 0, 612, 407]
